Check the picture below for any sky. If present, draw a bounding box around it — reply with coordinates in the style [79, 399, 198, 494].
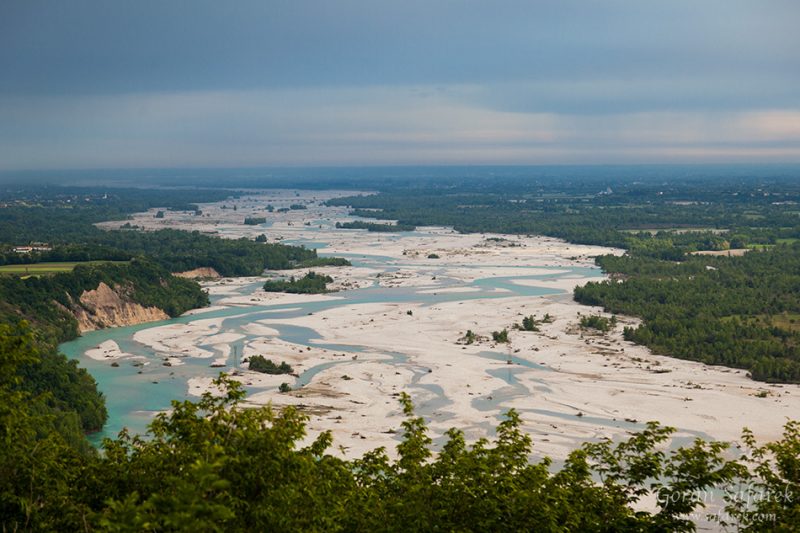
[0, 0, 799, 170]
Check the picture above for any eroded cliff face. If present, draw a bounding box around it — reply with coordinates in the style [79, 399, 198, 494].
[174, 267, 221, 279]
[73, 282, 169, 332]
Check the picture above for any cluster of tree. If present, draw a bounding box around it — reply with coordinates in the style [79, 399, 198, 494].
[461, 329, 477, 344]
[492, 328, 509, 343]
[246, 355, 293, 375]
[575, 244, 800, 383]
[65, 229, 333, 277]
[262, 271, 334, 294]
[3, 322, 106, 444]
[3, 360, 799, 531]
[289, 204, 307, 210]
[579, 314, 616, 332]
[243, 217, 267, 225]
[519, 315, 540, 332]
[335, 221, 417, 232]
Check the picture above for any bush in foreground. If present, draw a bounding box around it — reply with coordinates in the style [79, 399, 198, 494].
[3, 354, 799, 531]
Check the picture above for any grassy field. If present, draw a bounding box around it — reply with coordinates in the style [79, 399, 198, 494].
[0, 261, 129, 277]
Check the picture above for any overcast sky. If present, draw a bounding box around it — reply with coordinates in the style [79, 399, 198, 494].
[1, 0, 799, 170]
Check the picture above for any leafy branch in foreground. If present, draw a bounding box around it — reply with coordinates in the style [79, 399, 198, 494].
[2, 361, 799, 531]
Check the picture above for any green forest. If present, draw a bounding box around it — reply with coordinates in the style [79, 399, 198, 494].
[575, 244, 800, 383]
[2, 356, 798, 531]
[262, 271, 334, 294]
[335, 220, 417, 232]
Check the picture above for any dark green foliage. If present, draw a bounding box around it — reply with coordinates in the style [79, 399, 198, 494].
[254, 234, 267, 242]
[492, 328, 509, 343]
[336, 221, 416, 232]
[293, 256, 351, 268]
[0, 324, 93, 531]
[243, 217, 266, 225]
[263, 271, 334, 294]
[724, 422, 800, 529]
[463, 329, 477, 344]
[579, 314, 615, 332]
[2, 341, 800, 533]
[247, 356, 293, 375]
[2, 322, 103, 445]
[521, 315, 540, 331]
[16, 345, 107, 433]
[154, 211, 164, 219]
[289, 204, 307, 210]
[278, 382, 292, 393]
[86, 229, 324, 277]
[427, 253, 440, 259]
[575, 244, 800, 383]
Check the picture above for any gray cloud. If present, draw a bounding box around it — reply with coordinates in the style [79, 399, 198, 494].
[2, 88, 798, 169]
[0, 0, 798, 168]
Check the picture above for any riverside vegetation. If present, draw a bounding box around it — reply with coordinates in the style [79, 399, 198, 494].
[4, 176, 800, 529]
[262, 271, 334, 294]
[575, 243, 800, 383]
[2, 349, 799, 531]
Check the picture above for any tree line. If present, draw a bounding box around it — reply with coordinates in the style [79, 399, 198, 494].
[575, 244, 800, 383]
[1, 356, 798, 531]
